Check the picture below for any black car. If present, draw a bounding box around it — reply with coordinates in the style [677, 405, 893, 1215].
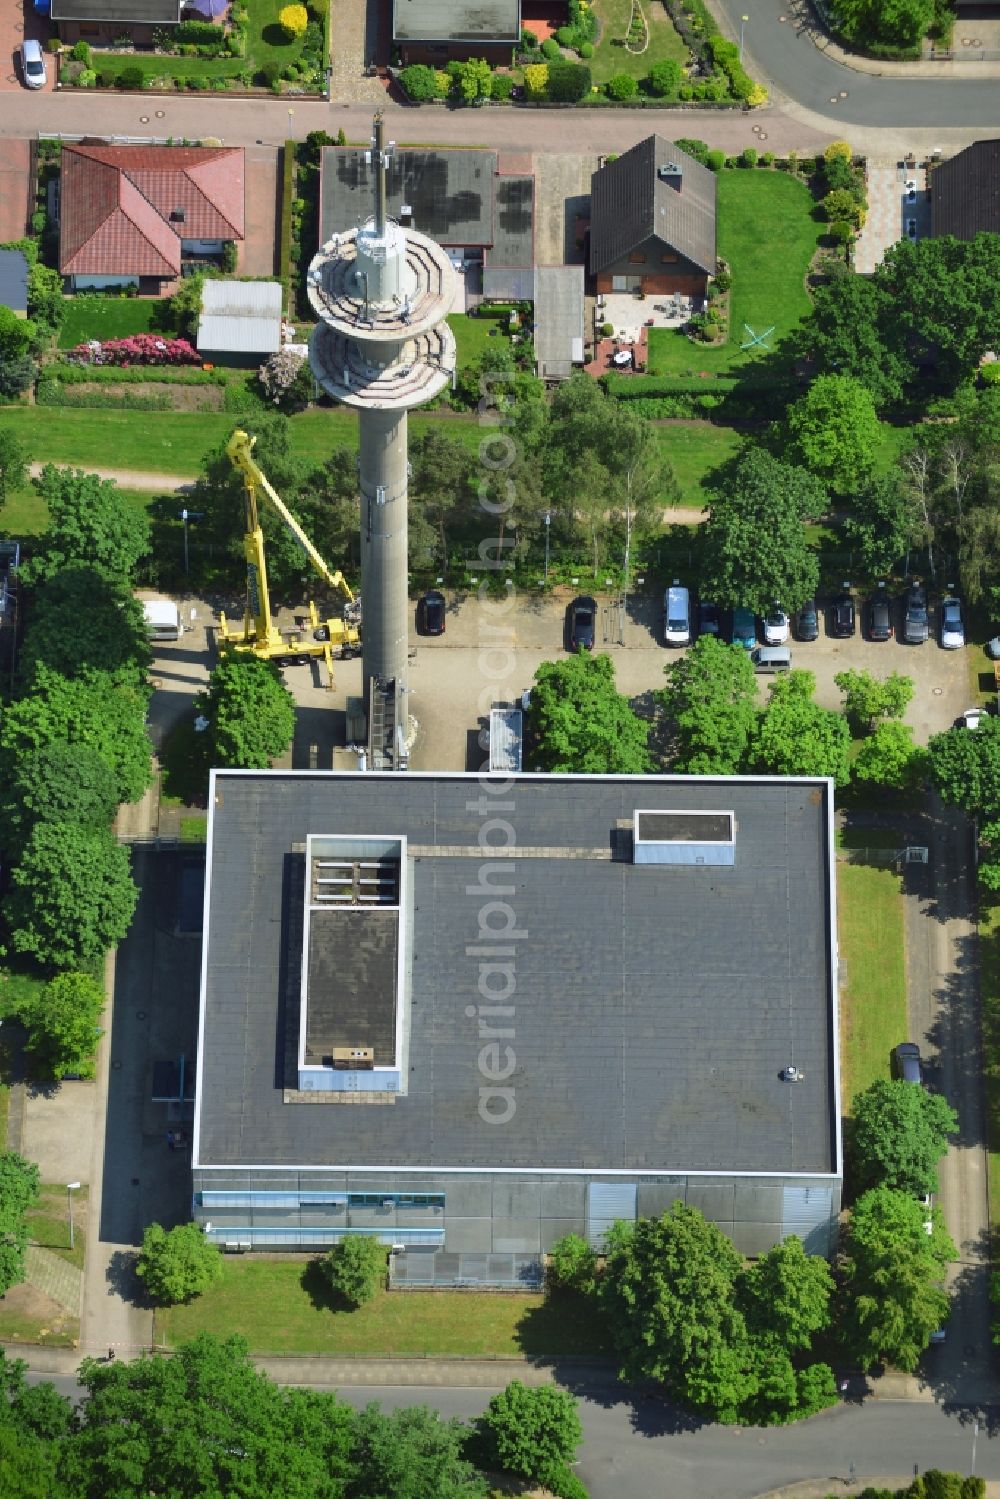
[417, 589, 446, 636]
[697, 600, 720, 638]
[893, 1041, 923, 1086]
[795, 600, 819, 642]
[830, 593, 856, 638]
[568, 595, 597, 652]
[868, 587, 893, 642]
[902, 582, 928, 644]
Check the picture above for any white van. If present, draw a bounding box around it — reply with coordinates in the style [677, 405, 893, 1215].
[750, 645, 792, 673]
[663, 581, 691, 647]
[142, 599, 184, 642]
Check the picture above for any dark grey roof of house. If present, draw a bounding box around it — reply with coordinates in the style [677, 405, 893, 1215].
[321, 147, 497, 248]
[490, 175, 534, 267]
[393, 0, 519, 42]
[589, 136, 717, 276]
[931, 138, 1000, 240]
[195, 774, 837, 1177]
[51, 0, 180, 21]
[0, 250, 28, 315]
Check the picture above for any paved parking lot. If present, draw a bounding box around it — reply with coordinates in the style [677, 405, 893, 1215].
[273, 585, 974, 772]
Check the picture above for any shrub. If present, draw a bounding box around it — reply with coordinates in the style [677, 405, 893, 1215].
[259, 58, 282, 86]
[66, 334, 199, 367]
[520, 26, 538, 46]
[825, 139, 853, 164]
[174, 19, 225, 42]
[707, 148, 725, 172]
[71, 39, 92, 63]
[546, 59, 590, 100]
[828, 219, 855, 244]
[713, 268, 731, 291]
[47, 36, 62, 52]
[600, 321, 614, 337]
[524, 61, 548, 95]
[398, 62, 438, 99]
[321, 1235, 386, 1307]
[678, 83, 693, 99]
[555, 24, 575, 45]
[278, 2, 308, 37]
[97, 67, 116, 86]
[647, 57, 681, 95]
[491, 71, 514, 98]
[761, 150, 775, 165]
[579, 39, 593, 57]
[823, 187, 864, 226]
[117, 64, 143, 89]
[740, 146, 758, 168]
[547, 1233, 597, 1295]
[981, 363, 1000, 387]
[607, 72, 638, 99]
[540, 36, 560, 58]
[77, 68, 98, 87]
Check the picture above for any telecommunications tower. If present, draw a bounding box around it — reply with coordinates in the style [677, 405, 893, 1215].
[307, 114, 457, 768]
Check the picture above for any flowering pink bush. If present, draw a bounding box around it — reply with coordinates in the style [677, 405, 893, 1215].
[68, 335, 200, 368]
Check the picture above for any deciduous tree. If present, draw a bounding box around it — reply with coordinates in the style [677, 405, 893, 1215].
[0, 426, 27, 506]
[529, 654, 650, 774]
[0, 1154, 40, 1296]
[737, 1236, 835, 1353]
[750, 671, 851, 786]
[800, 275, 905, 409]
[853, 719, 929, 792]
[0, 743, 120, 844]
[135, 1223, 224, 1305]
[878, 233, 1000, 393]
[26, 467, 150, 584]
[19, 567, 151, 686]
[928, 716, 1000, 817]
[546, 1233, 598, 1296]
[850, 1077, 958, 1195]
[321, 1235, 386, 1307]
[659, 635, 758, 774]
[785, 375, 881, 493]
[16, 971, 105, 1081]
[843, 476, 917, 576]
[834, 669, 914, 733]
[349, 1403, 487, 1499]
[480, 1382, 583, 1489]
[700, 448, 825, 614]
[5, 823, 138, 971]
[196, 655, 296, 771]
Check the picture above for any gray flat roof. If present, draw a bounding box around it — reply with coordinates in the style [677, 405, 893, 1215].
[196, 773, 838, 1177]
[305, 909, 398, 1064]
[534, 264, 584, 380]
[393, 0, 519, 42]
[320, 148, 497, 248]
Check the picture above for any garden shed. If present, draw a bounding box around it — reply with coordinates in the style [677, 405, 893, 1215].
[196, 278, 283, 364]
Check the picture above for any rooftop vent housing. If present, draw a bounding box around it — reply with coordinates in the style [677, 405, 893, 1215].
[170, 207, 186, 223]
[633, 809, 735, 867]
[658, 162, 683, 190]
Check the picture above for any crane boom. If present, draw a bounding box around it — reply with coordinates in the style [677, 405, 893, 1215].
[225, 428, 356, 604]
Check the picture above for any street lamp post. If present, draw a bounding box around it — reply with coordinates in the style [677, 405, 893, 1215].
[287, 107, 295, 142]
[543, 511, 551, 582]
[66, 1182, 80, 1251]
[740, 13, 749, 60]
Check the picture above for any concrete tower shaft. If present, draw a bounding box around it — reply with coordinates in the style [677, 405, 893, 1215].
[306, 114, 457, 753]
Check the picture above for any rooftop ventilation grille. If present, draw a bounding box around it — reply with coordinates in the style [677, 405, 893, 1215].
[170, 207, 186, 223]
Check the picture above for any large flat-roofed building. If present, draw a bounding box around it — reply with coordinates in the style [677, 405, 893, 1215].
[193, 772, 841, 1285]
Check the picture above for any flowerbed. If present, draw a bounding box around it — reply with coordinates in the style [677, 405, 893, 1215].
[66, 335, 201, 367]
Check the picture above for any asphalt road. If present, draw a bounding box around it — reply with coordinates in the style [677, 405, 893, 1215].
[715, 0, 1000, 127]
[24, 1370, 1000, 1497]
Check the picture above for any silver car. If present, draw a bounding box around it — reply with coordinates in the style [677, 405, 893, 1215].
[20, 39, 47, 89]
[940, 595, 965, 650]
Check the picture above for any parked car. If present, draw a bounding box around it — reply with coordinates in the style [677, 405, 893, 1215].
[893, 1041, 923, 1086]
[830, 592, 856, 638]
[907, 217, 918, 238]
[663, 581, 691, 648]
[20, 38, 46, 89]
[568, 595, 597, 652]
[960, 707, 987, 731]
[939, 594, 965, 650]
[416, 589, 446, 636]
[867, 585, 893, 642]
[730, 606, 756, 651]
[763, 606, 789, 645]
[902, 582, 929, 644]
[905, 180, 917, 203]
[795, 600, 819, 642]
[697, 600, 720, 638]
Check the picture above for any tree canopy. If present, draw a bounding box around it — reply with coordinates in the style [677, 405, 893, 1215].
[750, 671, 851, 786]
[700, 448, 825, 614]
[835, 669, 914, 734]
[785, 374, 881, 494]
[0, 426, 27, 506]
[136, 1223, 224, 1306]
[0, 741, 120, 844]
[5, 823, 138, 971]
[529, 653, 650, 773]
[850, 1077, 958, 1196]
[853, 719, 928, 793]
[16, 971, 106, 1081]
[19, 566, 152, 687]
[197, 654, 296, 771]
[480, 1382, 583, 1491]
[26, 467, 150, 584]
[321, 1235, 386, 1308]
[0, 1154, 40, 1297]
[659, 635, 759, 774]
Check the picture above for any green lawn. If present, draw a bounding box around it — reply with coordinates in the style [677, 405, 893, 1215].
[448, 312, 504, 372]
[588, 0, 688, 87]
[838, 862, 907, 1111]
[0, 408, 482, 480]
[648, 171, 824, 377]
[84, 53, 245, 85]
[3, 480, 165, 537]
[58, 297, 163, 349]
[245, 0, 311, 70]
[655, 421, 742, 508]
[26, 1185, 88, 1272]
[157, 1258, 611, 1356]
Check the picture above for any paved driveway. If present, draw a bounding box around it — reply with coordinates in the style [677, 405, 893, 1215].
[1, 0, 53, 94]
[238, 145, 279, 277]
[0, 137, 30, 240]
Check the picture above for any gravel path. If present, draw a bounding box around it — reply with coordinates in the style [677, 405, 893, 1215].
[28, 462, 195, 492]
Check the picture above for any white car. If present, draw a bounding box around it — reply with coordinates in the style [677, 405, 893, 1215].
[20, 38, 46, 90]
[763, 606, 789, 645]
[905, 180, 917, 202]
[939, 595, 965, 650]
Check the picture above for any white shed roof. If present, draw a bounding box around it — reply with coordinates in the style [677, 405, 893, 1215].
[197, 279, 284, 355]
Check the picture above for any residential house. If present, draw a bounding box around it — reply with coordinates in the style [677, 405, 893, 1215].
[392, 0, 521, 64]
[930, 138, 1000, 241]
[59, 144, 244, 294]
[589, 135, 717, 299]
[51, 0, 183, 47]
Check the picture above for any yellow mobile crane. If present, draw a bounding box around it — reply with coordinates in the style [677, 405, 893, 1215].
[218, 428, 361, 686]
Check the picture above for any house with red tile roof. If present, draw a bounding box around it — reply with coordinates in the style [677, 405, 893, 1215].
[59, 144, 245, 294]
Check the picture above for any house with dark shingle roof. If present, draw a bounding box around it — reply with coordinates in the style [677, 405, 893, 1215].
[51, 0, 182, 47]
[930, 138, 1000, 242]
[589, 136, 717, 299]
[392, 0, 521, 63]
[59, 144, 244, 294]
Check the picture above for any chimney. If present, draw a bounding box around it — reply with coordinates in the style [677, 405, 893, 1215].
[658, 161, 683, 192]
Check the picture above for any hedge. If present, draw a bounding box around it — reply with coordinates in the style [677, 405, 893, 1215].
[279, 141, 295, 315]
